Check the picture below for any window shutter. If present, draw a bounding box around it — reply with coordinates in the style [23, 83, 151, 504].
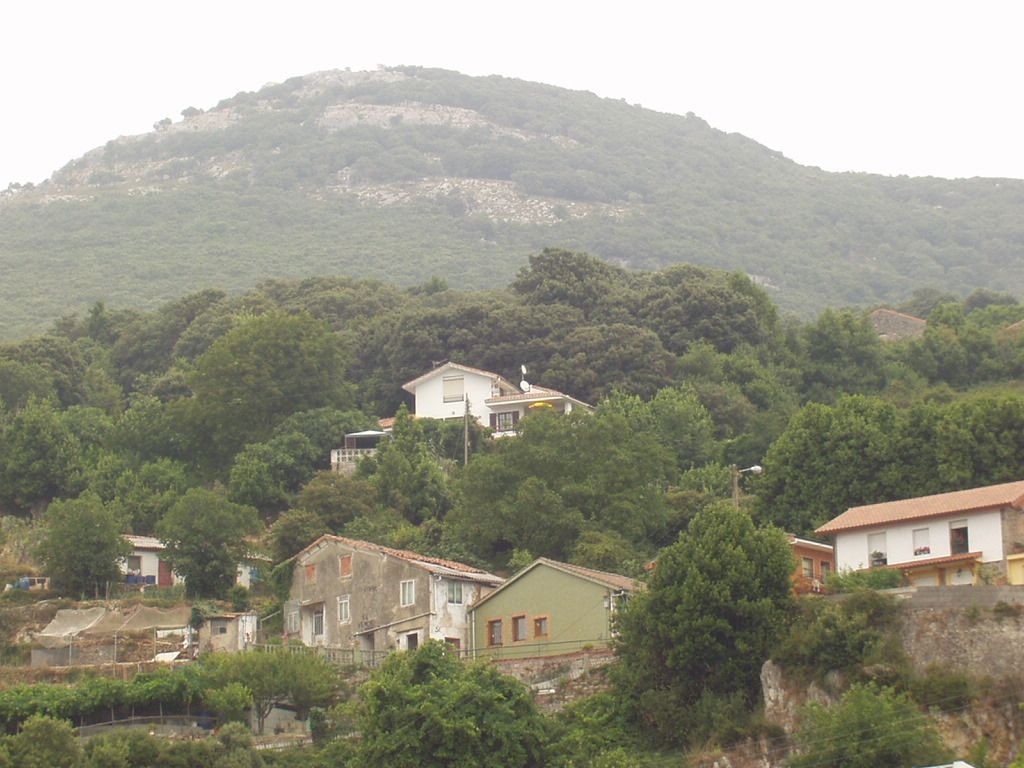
[489, 413, 497, 428]
[511, 411, 519, 425]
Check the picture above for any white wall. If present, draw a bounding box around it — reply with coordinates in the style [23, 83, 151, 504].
[834, 509, 1004, 571]
[413, 369, 496, 421]
[429, 576, 486, 647]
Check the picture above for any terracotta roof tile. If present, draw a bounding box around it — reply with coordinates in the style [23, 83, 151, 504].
[817, 480, 1024, 535]
[536, 558, 641, 592]
[886, 551, 982, 570]
[297, 535, 502, 584]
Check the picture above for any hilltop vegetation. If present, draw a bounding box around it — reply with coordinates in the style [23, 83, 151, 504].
[2, 66, 1024, 337]
[2, 254, 1024, 763]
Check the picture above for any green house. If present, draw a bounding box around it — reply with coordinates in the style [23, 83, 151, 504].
[468, 558, 641, 660]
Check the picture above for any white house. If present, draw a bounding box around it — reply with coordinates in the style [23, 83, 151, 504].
[400, 361, 592, 436]
[816, 480, 1024, 586]
[122, 535, 179, 587]
[121, 535, 265, 590]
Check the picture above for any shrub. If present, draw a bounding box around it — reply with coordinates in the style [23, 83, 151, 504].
[825, 568, 902, 592]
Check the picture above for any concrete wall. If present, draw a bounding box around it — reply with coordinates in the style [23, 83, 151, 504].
[835, 508, 1004, 571]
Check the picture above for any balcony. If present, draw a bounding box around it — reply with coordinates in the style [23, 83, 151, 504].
[330, 448, 377, 473]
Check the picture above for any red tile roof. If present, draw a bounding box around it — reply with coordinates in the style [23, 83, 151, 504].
[817, 480, 1024, 535]
[887, 551, 982, 570]
[296, 535, 503, 584]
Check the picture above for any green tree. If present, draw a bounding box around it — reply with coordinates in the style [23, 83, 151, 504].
[352, 641, 549, 767]
[361, 407, 449, 524]
[202, 651, 337, 734]
[0, 398, 83, 513]
[268, 508, 329, 562]
[156, 488, 261, 598]
[788, 684, 948, 768]
[184, 312, 350, 471]
[6, 714, 82, 768]
[295, 471, 377, 531]
[36, 493, 130, 598]
[799, 309, 886, 401]
[613, 502, 793, 746]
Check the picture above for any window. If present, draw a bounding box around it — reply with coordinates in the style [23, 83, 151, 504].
[305, 564, 317, 582]
[801, 557, 814, 579]
[868, 532, 887, 566]
[950, 520, 969, 555]
[487, 619, 503, 646]
[313, 607, 325, 637]
[913, 528, 931, 556]
[217, 624, 227, 635]
[339, 555, 352, 577]
[442, 376, 465, 403]
[491, 411, 518, 431]
[400, 579, 416, 607]
[126, 555, 142, 574]
[445, 637, 461, 651]
[338, 595, 350, 624]
[447, 580, 463, 604]
[820, 561, 831, 579]
[287, 611, 299, 633]
[512, 614, 527, 642]
[533, 616, 549, 638]
[406, 632, 419, 651]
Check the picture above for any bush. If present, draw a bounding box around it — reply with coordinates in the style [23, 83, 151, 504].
[825, 568, 902, 592]
[789, 684, 949, 768]
[909, 664, 975, 712]
[774, 591, 906, 682]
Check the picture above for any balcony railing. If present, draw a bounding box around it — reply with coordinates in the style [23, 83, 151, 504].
[330, 448, 377, 472]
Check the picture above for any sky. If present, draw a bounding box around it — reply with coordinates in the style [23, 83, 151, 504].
[2, 0, 1023, 190]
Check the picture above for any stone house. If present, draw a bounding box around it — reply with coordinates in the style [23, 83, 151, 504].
[284, 535, 502, 659]
[468, 558, 641, 660]
[816, 480, 1024, 586]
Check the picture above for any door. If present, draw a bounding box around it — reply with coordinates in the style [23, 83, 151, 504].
[158, 559, 173, 587]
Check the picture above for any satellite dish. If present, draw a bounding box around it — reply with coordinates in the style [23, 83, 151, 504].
[519, 364, 530, 393]
[521, 364, 528, 376]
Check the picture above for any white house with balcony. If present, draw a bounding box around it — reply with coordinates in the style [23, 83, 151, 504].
[400, 361, 592, 436]
[816, 480, 1024, 587]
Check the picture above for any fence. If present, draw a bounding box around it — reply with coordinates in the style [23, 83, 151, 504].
[248, 643, 389, 668]
[248, 637, 611, 668]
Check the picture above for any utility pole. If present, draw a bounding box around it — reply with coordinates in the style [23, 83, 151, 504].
[463, 397, 470, 466]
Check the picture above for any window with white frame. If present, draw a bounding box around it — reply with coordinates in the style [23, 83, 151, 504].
[442, 376, 465, 403]
[867, 532, 887, 566]
[338, 595, 350, 624]
[494, 411, 517, 431]
[400, 579, 416, 607]
[913, 528, 931, 556]
[287, 611, 299, 633]
[447, 580, 463, 604]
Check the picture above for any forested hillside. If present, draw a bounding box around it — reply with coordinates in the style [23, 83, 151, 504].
[4, 254, 1024, 763]
[2, 66, 1023, 337]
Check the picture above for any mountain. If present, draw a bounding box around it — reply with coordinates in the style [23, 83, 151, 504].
[2, 66, 1023, 338]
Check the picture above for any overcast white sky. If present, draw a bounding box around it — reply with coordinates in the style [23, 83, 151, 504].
[2, 0, 1022, 190]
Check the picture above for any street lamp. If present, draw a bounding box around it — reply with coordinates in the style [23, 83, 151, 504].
[732, 464, 763, 509]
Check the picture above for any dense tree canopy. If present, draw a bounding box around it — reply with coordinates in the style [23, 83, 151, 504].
[613, 502, 793, 746]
